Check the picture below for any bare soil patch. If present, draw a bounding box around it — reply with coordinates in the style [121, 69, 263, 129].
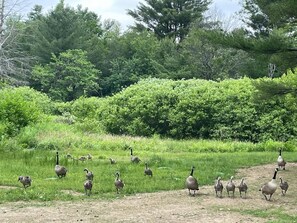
[1, 162, 296, 223]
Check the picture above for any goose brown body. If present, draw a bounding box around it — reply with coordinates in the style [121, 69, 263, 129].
[185, 166, 199, 196]
[84, 180, 93, 196]
[279, 177, 289, 195]
[18, 176, 32, 189]
[144, 163, 153, 177]
[214, 177, 223, 198]
[55, 152, 67, 178]
[260, 168, 278, 201]
[238, 178, 248, 198]
[114, 172, 124, 194]
[277, 149, 286, 170]
[130, 148, 141, 163]
[226, 176, 235, 197]
[84, 168, 94, 181]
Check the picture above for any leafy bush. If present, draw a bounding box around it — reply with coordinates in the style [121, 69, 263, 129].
[0, 87, 47, 137]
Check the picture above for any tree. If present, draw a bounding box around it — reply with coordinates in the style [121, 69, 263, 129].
[30, 49, 100, 101]
[0, 0, 32, 85]
[127, 0, 210, 41]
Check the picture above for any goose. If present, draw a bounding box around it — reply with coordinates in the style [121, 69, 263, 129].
[79, 156, 87, 162]
[144, 162, 153, 177]
[84, 168, 94, 181]
[214, 177, 223, 198]
[55, 151, 67, 178]
[130, 148, 141, 163]
[185, 166, 199, 196]
[226, 176, 236, 197]
[18, 176, 32, 189]
[259, 168, 279, 201]
[237, 178, 248, 198]
[277, 149, 286, 170]
[114, 172, 124, 194]
[279, 177, 289, 195]
[109, 158, 117, 164]
[87, 154, 92, 160]
[84, 179, 93, 196]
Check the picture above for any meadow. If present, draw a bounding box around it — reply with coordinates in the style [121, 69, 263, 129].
[1, 122, 296, 203]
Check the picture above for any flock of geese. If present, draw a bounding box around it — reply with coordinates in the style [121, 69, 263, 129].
[18, 148, 289, 200]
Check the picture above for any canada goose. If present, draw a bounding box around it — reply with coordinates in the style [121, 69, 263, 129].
[185, 166, 199, 196]
[55, 151, 67, 178]
[109, 158, 117, 164]
[214, 177, 223, 198]
[144, 162, 153, 177]
[130, 148, 141, 163]
[237, 178, 248, 198]
[79, 156, 87, 162]
[18, 176, 32, 189]
[259, 168, 279, 201]
[114, 172, 124, 194]
[87, 154, 92, 160]
[66, 153, 73, 159]
[277, 149, 286, 170]
[84, 179, 93, 196]
[226, 176, 235, 197]
[84, 168, 94, 181]
[279, 177, 289, 195]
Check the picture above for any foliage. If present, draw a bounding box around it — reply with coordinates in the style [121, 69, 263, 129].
[127, 0, 211, 41]
[30, 49, 101, 101]
[0, 87, 47, 137]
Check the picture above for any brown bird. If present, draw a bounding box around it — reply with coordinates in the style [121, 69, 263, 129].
[214, 177, 223, 198]
[259, 168, 278, 201]
[185, 166, 199, 196]
[84, 168, 94, 181]
[144, 162, 153, 177]
[18, 176, 32, 189]
[277, 149, 286, 170]
[114, 172, 124, 194]
[84, 180, 93, 196]
[279, 177, 289, 195]
[237, 178, 248, 198]
[226, 176, 236, 197]
[55, 151, 67, 178]
[130, 148, 141, 163]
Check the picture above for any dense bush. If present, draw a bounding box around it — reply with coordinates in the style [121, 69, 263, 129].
[95, 77, 297, 142]
[0, 87, 49, 137]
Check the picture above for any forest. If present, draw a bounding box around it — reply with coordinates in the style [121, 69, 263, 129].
[0, 0, 297, 143]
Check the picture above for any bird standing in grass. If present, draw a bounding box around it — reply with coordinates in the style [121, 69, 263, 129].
[84, 168, 94, 181]
[214, 177, 223, 198]
[185, 166, 199, 196]
[277, 149, 286, 170]
[55, 151, 67, 178]
[279, 177, 289, 195]
[237, 178, 248, 198]
[130, 147, 141, 163]
[18, 176, 32, 189]
[259, 168, 279, 201]
[84, 180, 93, 196]
[109, 158, 117, 164]
[114, 172, 124, 194]
[144, 162, 153, 177]
[226, 176, 236, 197]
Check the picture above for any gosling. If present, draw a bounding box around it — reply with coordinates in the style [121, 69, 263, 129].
[185, 166, 199, 196]
[18, 176, 32, 189]
[84, 168, 94, 181]
[144, 162, 153, 177]
[279, 177, 289, 195]
[109, 158, 117, 164]
[237, 178, 248, 198]
[84, 179, 93, 196]
[214, 177, 223, 198]
[55, 151, 67, 178]
[226, 176, 236, 198]
[259, 168, 278, 201]
[114, 172, 124, 194]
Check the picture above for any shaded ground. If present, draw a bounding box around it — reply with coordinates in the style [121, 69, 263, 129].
[1, 163, 296, 223]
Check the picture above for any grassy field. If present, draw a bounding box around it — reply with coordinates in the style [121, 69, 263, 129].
[1, 132, 296, 203]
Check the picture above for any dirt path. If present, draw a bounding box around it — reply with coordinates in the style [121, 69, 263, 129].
[1, 163, 296, 223]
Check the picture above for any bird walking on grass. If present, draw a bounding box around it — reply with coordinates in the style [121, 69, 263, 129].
[259, 168, 278, 201]
[18, 176, 32, 189]
[185, 166, 199, 196]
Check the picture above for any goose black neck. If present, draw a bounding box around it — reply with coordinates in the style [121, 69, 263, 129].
[56, 152, 59, 165]
[190, 167, 194, 176]
[130, 149, 133, 156]
[279, 149, 282, 156]
[272, 169, 278, 179]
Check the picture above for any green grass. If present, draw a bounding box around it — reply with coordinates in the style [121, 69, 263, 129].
[242, 209, 297, 223]
[1, 147, 296, 203]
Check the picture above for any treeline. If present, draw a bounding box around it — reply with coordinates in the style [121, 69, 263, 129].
[2, 71, 297, 143]
[1, 0, 296, 102]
